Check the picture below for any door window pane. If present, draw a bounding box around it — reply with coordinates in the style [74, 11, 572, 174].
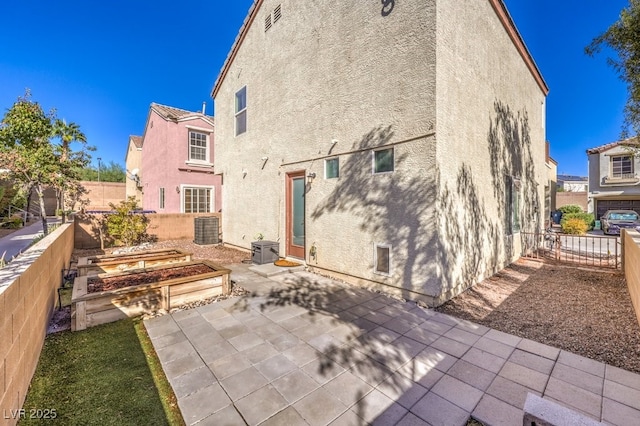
[292, 177, 305, 246]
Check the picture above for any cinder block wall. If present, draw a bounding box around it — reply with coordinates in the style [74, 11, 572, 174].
[624, 229, 640, 327]
[78, 181, 126, 211]
[74, 213, 222, 249]
[0, 224, 74, 425]
[556, 192, 588, 211]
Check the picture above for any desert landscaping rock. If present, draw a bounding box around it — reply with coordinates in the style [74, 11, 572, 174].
[437, 258, 640, 374]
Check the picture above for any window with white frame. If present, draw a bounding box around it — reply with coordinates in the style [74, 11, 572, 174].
[373, 148, 394, 174]
[325, 158, 339, 179]
[611, 155, 633, 178]
[189, 131, 208, 161]
[505, 176, 520, 234]
[374, 244, 391, 275]
[183, 187, 212, 213]
[235, 86, 247, 136]
[159, 187, 165, 209]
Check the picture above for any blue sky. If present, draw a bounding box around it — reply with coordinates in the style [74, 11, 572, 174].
[0, 0, 631, 177]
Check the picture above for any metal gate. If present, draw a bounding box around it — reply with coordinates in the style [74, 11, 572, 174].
[520, 230, 620, 269]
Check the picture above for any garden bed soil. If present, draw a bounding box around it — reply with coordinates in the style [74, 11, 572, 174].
[87, 264, 215, 293]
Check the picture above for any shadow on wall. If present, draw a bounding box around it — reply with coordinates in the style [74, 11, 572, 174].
[416, 99, 540, 299]
[311, 125, 438, 301]
[310, 100, 540, 303]
[488, 100, 540, 234]
[436, 164, 499, 298]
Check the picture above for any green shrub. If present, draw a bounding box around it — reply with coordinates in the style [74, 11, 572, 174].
[104, 197, 149, 247]
[562, 217, 589, 234]
[2, 216, 23, 229]
[558, 204, 584, 214]
[561, 212, 595, 231]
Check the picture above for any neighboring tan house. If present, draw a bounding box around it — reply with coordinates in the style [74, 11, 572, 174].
[138, 103, 221, 214]
[211, 0, 549, 306]
[587, 138, 640, 219]
[125, 135, 143, 204]
[546, 141, 558, 221]
[557, 174, 588, 192]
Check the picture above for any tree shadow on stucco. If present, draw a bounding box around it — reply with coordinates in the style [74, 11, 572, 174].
[310, 125, 439, 301]
[435, 100, 542, 302]
[487, 100, 542, 256]
[436, 164, 500, 298]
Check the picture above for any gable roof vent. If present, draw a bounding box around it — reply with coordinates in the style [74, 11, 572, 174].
[273, 4, 282, 23]
[264, 14, 272, 32]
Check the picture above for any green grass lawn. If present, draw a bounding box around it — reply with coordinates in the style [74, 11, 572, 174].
[20, 318, 184, 426]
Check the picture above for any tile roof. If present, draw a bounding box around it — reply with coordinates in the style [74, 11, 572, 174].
[129, 135, 143, 149]
[586, 137, 639, 154]
[151, 103, 204, 121]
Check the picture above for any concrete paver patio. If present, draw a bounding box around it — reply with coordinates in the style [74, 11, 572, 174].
[145, 264, 640, 425]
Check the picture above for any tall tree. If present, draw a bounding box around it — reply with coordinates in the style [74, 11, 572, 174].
[0, 91, 57, 234]
[52, 119, 90, 223]
[586, 0, 640, 137]
[79, 161, 126, 182]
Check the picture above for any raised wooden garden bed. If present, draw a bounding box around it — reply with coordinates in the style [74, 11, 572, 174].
[76, 249, 193, 277]
[71, 260, 231, 331]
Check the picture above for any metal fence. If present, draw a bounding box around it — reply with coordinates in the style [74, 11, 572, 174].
[520, 230, 620, 269]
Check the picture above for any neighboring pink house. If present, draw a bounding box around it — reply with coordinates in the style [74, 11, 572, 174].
[139, 103, 221, 213]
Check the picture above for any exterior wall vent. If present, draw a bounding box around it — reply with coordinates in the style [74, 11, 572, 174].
[273, 4, 282, 23]
[264, 14, 272, 32]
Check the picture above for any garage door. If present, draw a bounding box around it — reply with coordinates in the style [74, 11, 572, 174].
[596, 199, 640, 219]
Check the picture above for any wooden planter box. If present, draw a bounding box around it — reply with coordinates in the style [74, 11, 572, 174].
[76, 249, 193, 277]
[71, 260, 231, 331]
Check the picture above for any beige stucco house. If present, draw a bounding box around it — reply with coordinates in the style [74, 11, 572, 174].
[587, 138, 640, 219]
[211, 0, 549, 306]
[125, 135, 143, 204]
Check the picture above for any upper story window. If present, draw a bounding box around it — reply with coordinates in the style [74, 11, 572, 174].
[373, 147, 394, 174]
[189, 131, 208, 161]
[235, 86, 247, 136]
[611, 155, 633, 178]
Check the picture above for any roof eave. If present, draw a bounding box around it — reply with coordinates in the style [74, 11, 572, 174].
[211, 0, 262, 99]
[488, 0, 548, 96]
[211, 0, 549, 98]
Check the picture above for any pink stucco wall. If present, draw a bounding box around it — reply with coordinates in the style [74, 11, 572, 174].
[141, 109, 221, 213]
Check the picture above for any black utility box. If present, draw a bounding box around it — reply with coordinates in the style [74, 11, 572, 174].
[251, 240, 279, 264]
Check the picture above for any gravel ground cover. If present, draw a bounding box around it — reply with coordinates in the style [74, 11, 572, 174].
[437, 258, 640, 374]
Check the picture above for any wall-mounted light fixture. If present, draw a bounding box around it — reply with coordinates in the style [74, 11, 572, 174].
[307, 172, 316, 184]
[175, 186, 180, 193]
